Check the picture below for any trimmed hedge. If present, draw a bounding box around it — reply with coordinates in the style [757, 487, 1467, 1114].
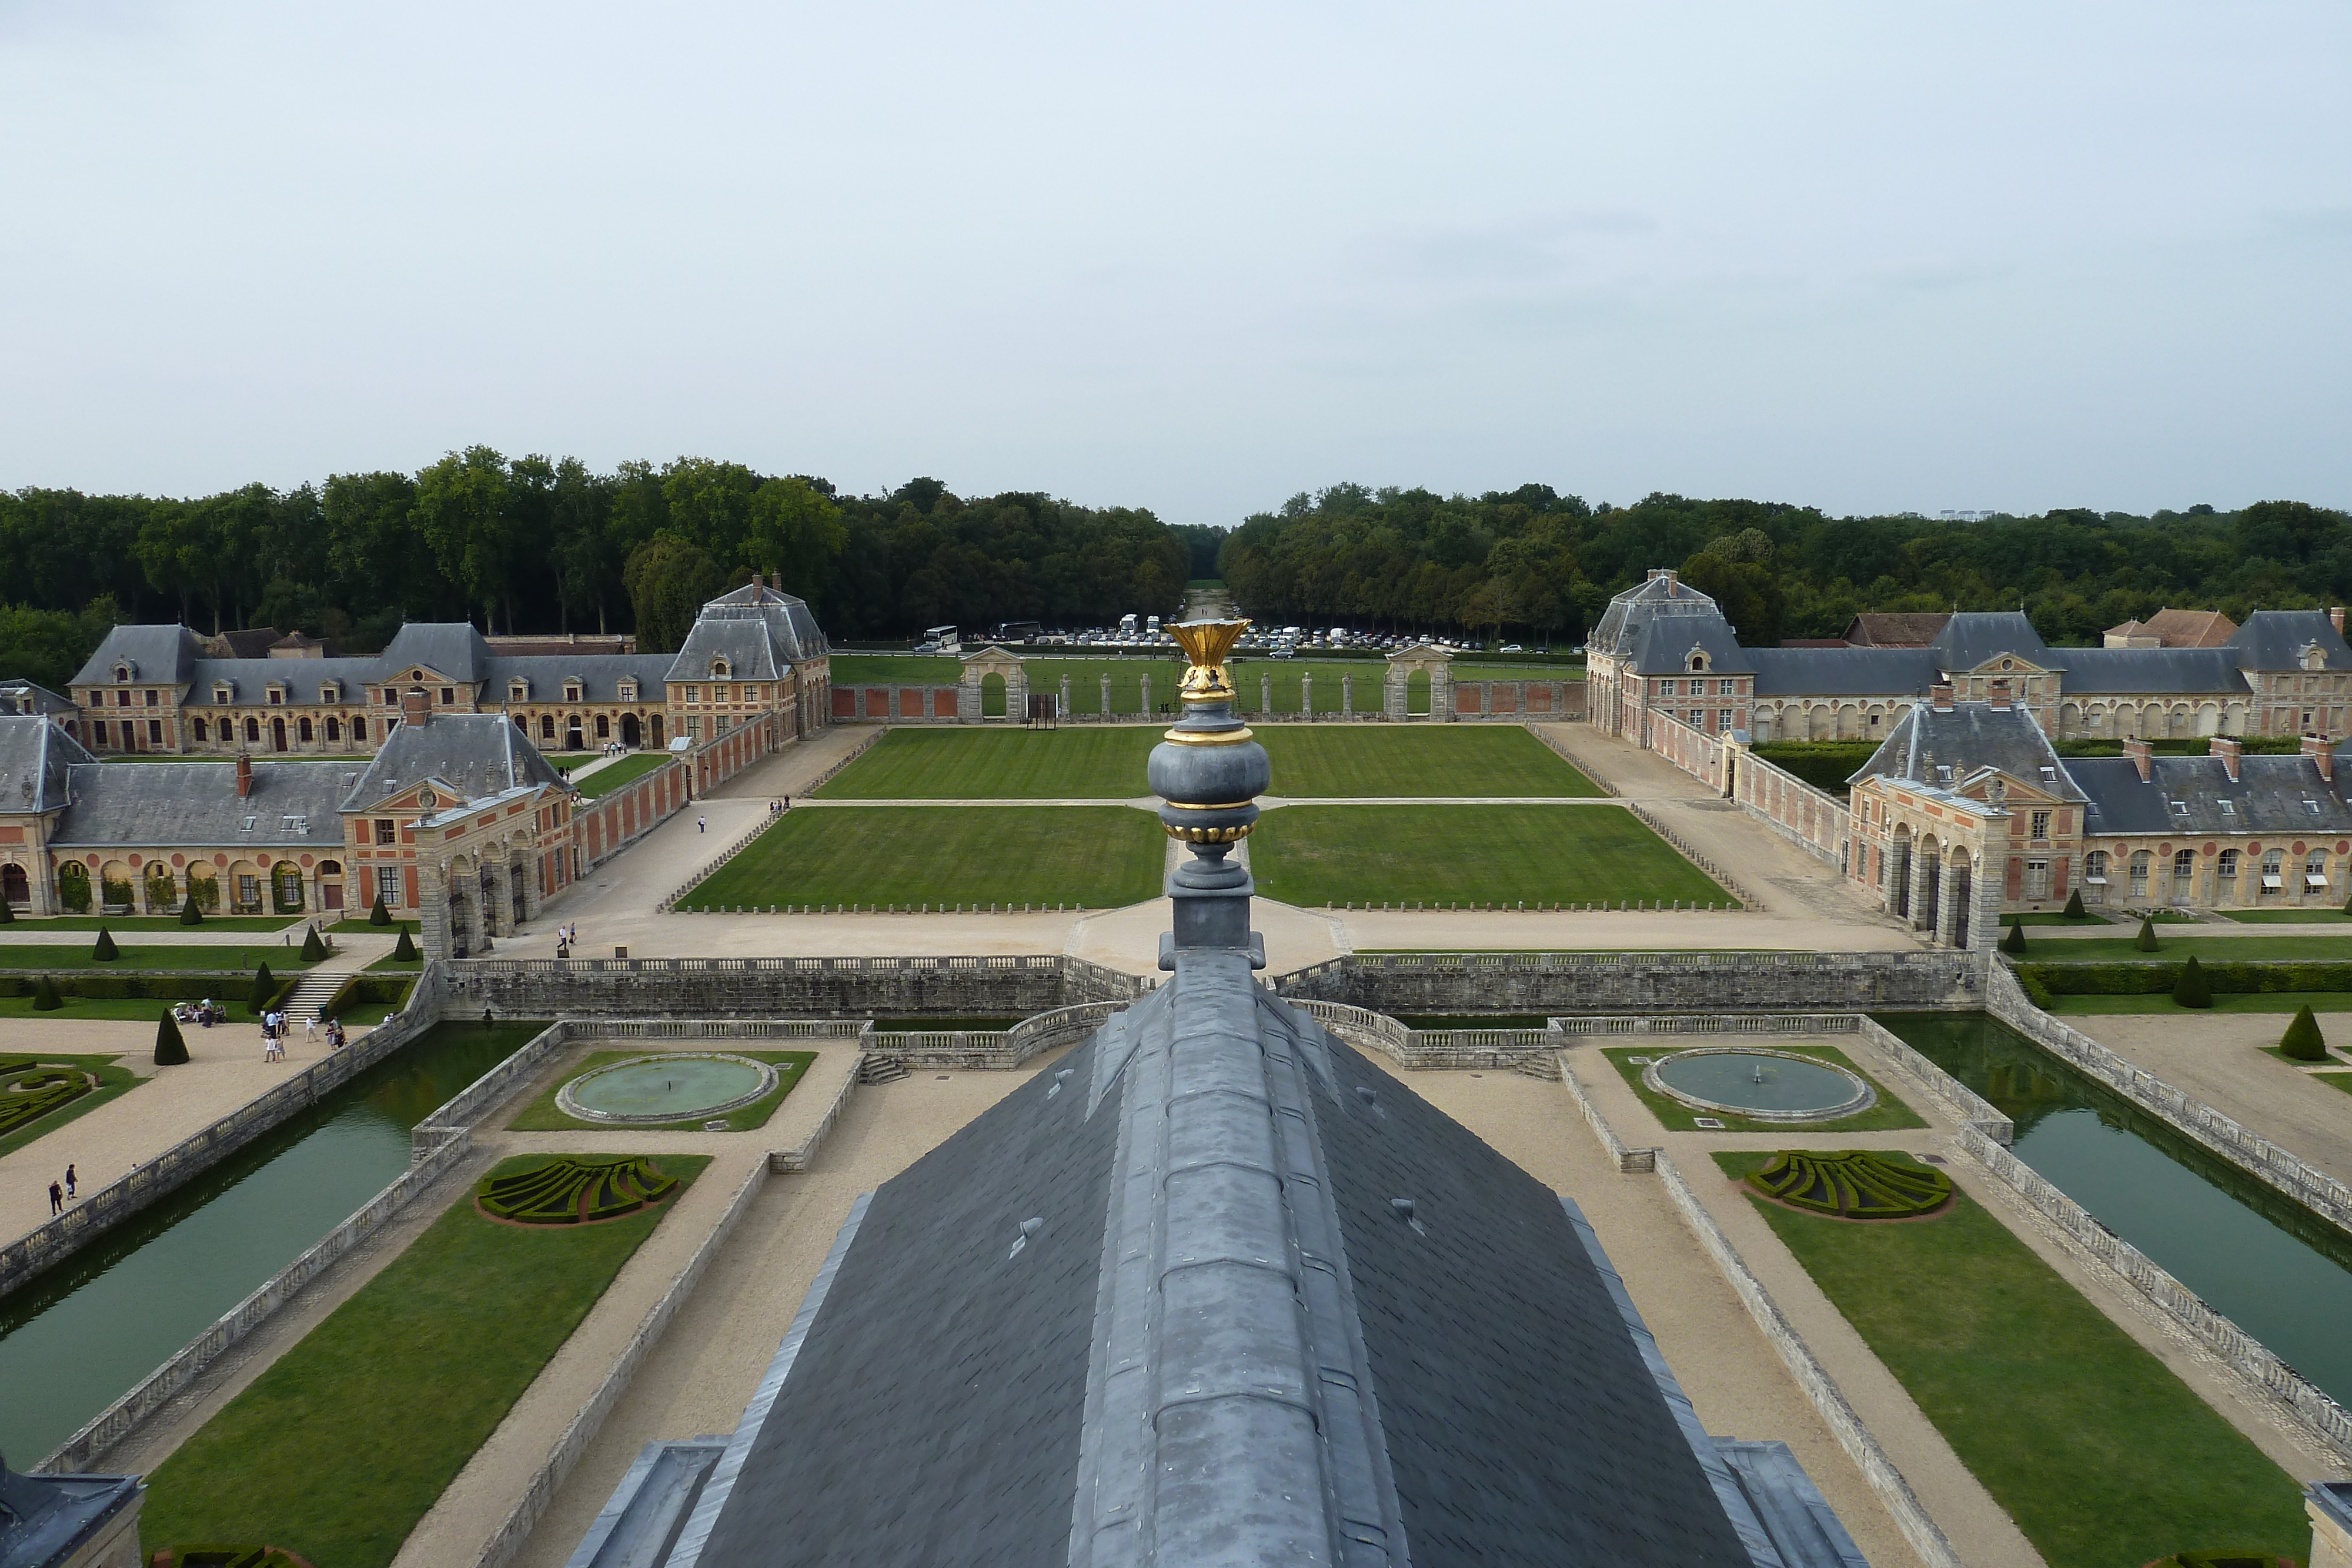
[2283, 1005, 2328, 1062]
[2173, 954, 2213, 1008]
[0, 1059, 91, 1135]
[155, 1012, 190, 1066]
[1747, 1149, 1952, 1219]
[477, 1156, 677, 1225]
[2018, 959, 2352, 996]
[0, 973, 256, 1002]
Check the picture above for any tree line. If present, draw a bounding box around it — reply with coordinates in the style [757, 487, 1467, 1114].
[0, 454, 1188, 688]
[1217, 486, 2352, 648]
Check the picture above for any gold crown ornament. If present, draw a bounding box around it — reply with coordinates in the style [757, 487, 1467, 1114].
[1171, 618, 1249, 704]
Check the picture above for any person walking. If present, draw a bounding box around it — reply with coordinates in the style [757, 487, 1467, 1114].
[64, 1164, 76, 1199]
[48, 1180, 63, 1216]
[697, 815, 707, 833]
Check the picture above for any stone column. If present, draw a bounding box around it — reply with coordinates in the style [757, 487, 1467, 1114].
[1061, 675, 1073, 718]
[1906, 850, 1932, 931]
[1385, 667, 1408, 721]
[1432, 668, 1454, 722]
[419, 860, 455, 961]
[1341, 674, 1354, 717]
[1100, 674, 1112, 718]
[480, 857, 511, 938]
[1934, 857, 1960, 946]
[1301, 673, 1312, 720]
[1970, 851, 2002, 960]
[517, 849, 544, 924]
[956, 677, 981, 723]
[1008, 668, 1030, 721]
[1261, 675, 1272, 716]
[1140, 673, 1151, 717]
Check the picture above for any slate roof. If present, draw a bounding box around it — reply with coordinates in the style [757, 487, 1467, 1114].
[191, 656, 379, 703]
[0, 716, 95, 815]
[340, 713, 565, 811]
[0, 1463, 141, 1568]
[70, 624, 206, 688]
[485, 654, 676, 703]
[666, 584, 828, 684]
[1749, 647, 1940, 697]
[1851, 701, 2083, 801]
[1843, 611, 1949, 647]
[663, 947, 1849, 1567]
[1628, 611, 1753, 676]
[1589, 573, 1726, 661]
[2050, 648, 2248, 695]
[1927, 611, 2050, 672]
[49, 760, 351, 848]
[379, 622, 495, 683]
[2227, 609, 2352, 672]
[206, 627, 282, 658]
[2070, 753, 2352, 838]
[0, 680, 74, 717]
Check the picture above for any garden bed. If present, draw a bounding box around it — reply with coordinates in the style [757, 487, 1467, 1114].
[1599, 1045, 1922, 1133]
[506, 1049, 816, 1132]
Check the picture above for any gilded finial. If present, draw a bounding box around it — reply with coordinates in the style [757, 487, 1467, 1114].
[1171, 618, 1249, 704]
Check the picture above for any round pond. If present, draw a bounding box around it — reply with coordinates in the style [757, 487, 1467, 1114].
[1642, 1048, 1873, 1123]
[556, 1054, 779, 1125]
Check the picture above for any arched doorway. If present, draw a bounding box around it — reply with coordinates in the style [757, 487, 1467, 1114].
[566, 716, 584, 750]
[1, 864, 26, 907]
[271, 716, 287, 752]
[1922, 851, 1943, 938]
[650, 714, 665, 746]
[272, 862, 305, 913]
[1406, 671, 1431, 717]
[1888, 828, 1912, 918]
[981, 672, 1007, 718]
[1949, 852, 1972, 948]
[318, 859, 345, 912]
[621, 712, 642, 748]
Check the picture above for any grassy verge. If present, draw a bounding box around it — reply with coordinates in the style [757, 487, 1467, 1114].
[506, 1049, 816, 1132]
[2022, 934, 2352, 962]
[366, 954, 424, 973]
[573, 752, 673, 798]
[1257, 727, 1598, 797]
[0, 945, 318, 972]
[1713, 1149, 2306, 1566]
[2259, 1044, 2351, 1066]
[139, 1151, 711, 1568]
[1251, 804, 1729, 908]
[0, 1053, 144, 1161]
[681, 805, 1164, 910]
[2050, 991, 2352, 1015]
[2006, 911, 2113, 927]
[2223, 908, 2352, 924]
[0, 915, 298, 932]
[1600, 1045, 1923, 1132]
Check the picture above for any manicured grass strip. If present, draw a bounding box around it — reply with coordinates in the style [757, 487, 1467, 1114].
[0, 1054, 142, 1161]
[2312, 1072, 2352, 1096]
[828, 654, 964, 683]
[1250, 804, 1728, 909]
[366, 954, 424, 972]
[0, 946, 318, 972]
[1600, 1046, 1923, 1132]
[2024, 934, 2352, 962]
[139, 1151, 710, 1568]
[817, 728, 1158, 798]
[572, 752, 673, 798]
[681, 805, 1164, 910]
[0, 915, 297, 932]
[2260, 1044, 2352, 1066]
[2223, 908, 2352, 924]
[1713, 1150, 2306, 1567]
[1257, 727, 1599, 798]
[507, 1051, 816, 1132]
[2050, 991, 2352, 1015]
[2006, 911, 2112, 927]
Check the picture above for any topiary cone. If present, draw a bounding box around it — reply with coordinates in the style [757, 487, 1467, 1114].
[0, 892, 12, 925]
[2000, 922, 2027, 955]
[2283, 1004, 2329, 1061]
[248, 959, 277, 1012]
[2173, 953, 2212, 1008]
[179, 894, 203, 926]
[2062, 888, 2086, 920]
[300, 925, 328, 962]
[369, 892, 393, 927]
[393, 924, 419, 962]
[31, 974, 62, 1012]
[2134, 914, 2160, 952]
[91, 925, 118, 962]
[153, 1009, 189, 1066]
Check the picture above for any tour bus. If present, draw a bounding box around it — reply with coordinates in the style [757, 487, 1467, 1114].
[1145, 615, 1162, 637]
[1119, 613, 1139, 637]
[918, 624, 958, 653]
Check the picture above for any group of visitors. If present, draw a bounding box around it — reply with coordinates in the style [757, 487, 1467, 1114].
[768, 796, 791, 815]
[44, 1163, 77, 1215]
[172, 999, 229, 1028]
[554, 920, 582, 958]
[259, 1009, 292, 1061]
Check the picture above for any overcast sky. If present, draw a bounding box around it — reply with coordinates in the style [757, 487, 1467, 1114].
[2, 1, 2345, 525]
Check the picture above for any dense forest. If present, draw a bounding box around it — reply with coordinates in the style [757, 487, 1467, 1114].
[0, 454, 1187, 688]
[4, 455, 2347, 693]
[1218, 486, 2352, 649]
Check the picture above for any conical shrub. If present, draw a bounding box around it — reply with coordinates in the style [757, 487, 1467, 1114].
[2134, 914, 2160, 952]
[0, 894, 13, 925]
[153, 1010, 189, 1066]
[2282, 1005, 2329, 1062]
[393, 924, 419, 962]
[2173, 953, 2212, 1008]
[179, 894, 203, 926]
[31, 975, 62, 1012]
[91, 926, 119, 962]
[2000, 922, 2027, 955]
[300, 925, 328, 962]
[2062, 888, 2086, 920]
[248, 959, 277, 1012]
[369, 892, 393, 927]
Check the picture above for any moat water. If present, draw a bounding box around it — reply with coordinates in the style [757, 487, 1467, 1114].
[1883, 1011, 2352, 1406]
[0, 1023, 530, 1463]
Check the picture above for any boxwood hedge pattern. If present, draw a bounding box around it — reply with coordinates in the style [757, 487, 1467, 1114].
[1746, 1150, 1952, 1219]
[476, 1156, 679, 1226]
[156, 1548, 313, 1568]
[0, 1057, 92, 1137]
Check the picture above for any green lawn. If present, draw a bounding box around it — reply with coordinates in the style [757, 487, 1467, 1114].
[2020, 934, 2352, 962]
[0, 1052, 143, 1161]
[0, 994, 272, 1022]
[681, 805, 1165, 910]
[1601, 1046, 1923, 1132]
[1250, 804, 1731, 908]
[2310, 1072, 2352, 1095]
[829, 653, 964, 683]
[366, 954, 423, 972]
[139, 1151, 709, 1568]
[814, 725, 1598, 801]
[573, 752, 673, 798]
[0, 945, 318, 971]
[1715, 1150, 2306, 1566]
[2050, 991, 2352, 1015]
[2223, 908, 2352, 924]
[506, 1049, 816, 1132]
[2006, 911, 2113, 927]
[0, 915, 297, 932]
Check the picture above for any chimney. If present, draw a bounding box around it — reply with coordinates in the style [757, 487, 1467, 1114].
[2333, 606, 2346, 636]
[2304, 733, 2336, 785]
[235, 752, 253, 798]
[401, 686, 431, 730]
[1930, 683, 1955, 712]
[2123, 737, 2153, 782]
[2213, 735, 2243, 783]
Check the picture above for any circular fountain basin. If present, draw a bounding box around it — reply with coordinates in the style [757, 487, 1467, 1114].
[1641, 1047, 1874, 1124]
[556, 1054, 779, 1125]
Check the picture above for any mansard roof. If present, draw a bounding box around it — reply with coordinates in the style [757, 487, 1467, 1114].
[485, 654, 676, 702]
[378, 622, 495, 684]
[70, 624, 207, 688]
[192, 657, 379, 701]
[50, 760, 350, 849]
[2070, 751, 2352, 838]
[667, 951, 1853, 1567]
[340, 713, 564, 812]
[0, 680, 74, 717]
[2227, 610, 2352, 672]
[1589, 573, 1726, 661]
[666, 583, 828, 684]
[0, 715, 95, 815]
[1927, 611, 2050, 672]
[1851, 700, 2083, 801]
[1627, 611, 1753, 676]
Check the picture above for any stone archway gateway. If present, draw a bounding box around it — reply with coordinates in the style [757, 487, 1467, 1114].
[958, 646, 1029, 723]
[1385, 643, 1454, 721]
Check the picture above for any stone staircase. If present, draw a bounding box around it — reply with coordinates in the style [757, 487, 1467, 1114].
[283, 962, 362, 1023]
[858, 1054, 910, 1085]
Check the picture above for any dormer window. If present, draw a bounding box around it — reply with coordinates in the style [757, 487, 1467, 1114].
[266, 686, 285, 706]
[2304, 644, 2328, 672]
[618, 680, 637, 701]
[319, 683, 339, 704]
[113, 664, 132, 682]
[213, 686, 232, 705]
[564, 683, 583, 703]
[710, 658, 731, 680]
[510, 681, 529, 702]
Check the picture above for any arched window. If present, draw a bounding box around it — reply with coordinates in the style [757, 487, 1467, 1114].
[351, 717, 366, 742]
[298, 717, 313, 742]
[326, 717, 340, 742]
[192, 717, 209, 741]
[540, 714, 556, 740]
[244, 717, 260, 743]
[2128, 851, 2151, 898]
[710, 658, 730, 680]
